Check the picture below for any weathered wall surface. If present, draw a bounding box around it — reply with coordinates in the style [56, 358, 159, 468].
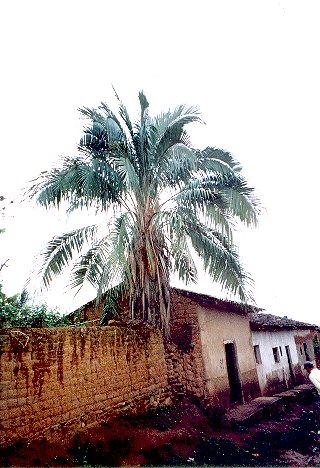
[170, 290, 260, 409]
[294, 329, 316, 366]
[251, 329, 305, 396]
[167, 295, 207, 401]
[0, 325, 170, 448]
[197, 307, 260, 406]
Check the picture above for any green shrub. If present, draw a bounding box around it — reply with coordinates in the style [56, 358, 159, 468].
[0, 284, 71, 328]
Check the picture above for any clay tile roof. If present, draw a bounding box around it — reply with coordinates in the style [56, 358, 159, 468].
[74, 287, 263, 317]
[173, 287, 262, 315]
[249, 312, 318, 331]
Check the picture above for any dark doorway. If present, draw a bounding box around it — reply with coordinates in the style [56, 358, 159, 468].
[303, 342, 311, 361]
[285, 345, 295, 386]
[225, 342, 243, 404]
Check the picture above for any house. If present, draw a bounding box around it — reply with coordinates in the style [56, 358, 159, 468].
[71, 287, 262, 410]
[169, 289, 261, 409]
[249, 312, 318, 396]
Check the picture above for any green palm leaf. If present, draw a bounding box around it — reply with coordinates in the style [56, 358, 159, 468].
[39, 225, 97, 289]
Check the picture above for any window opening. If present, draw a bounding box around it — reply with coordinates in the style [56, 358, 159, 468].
[272, 347, 280, 363]
[254, 345, 262, 364]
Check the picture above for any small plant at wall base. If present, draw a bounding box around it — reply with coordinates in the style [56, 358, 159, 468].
[0, 284, 71, 328]
[28, 90, 260, 336]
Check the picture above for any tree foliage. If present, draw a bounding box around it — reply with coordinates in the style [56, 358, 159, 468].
[0, 285, 71, 328]
[28, 91, 260, 336]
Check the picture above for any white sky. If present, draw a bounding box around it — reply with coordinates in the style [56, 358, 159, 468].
[1, 0, 319, 324]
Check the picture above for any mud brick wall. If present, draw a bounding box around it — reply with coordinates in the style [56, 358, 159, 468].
[68, 293, 207, 401]
[0, 325, 171, 448]
[167, 291, 207, 401]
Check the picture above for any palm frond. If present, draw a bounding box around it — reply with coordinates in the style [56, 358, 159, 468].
[153, 111, 201, 167]
[186, 216, 253, 302]
[69, 238, 108, 292]
[153, 105, 202, 137]
[28, 155, 125, 212]
[174, 183, 233, 238]
[100, 282, 126, 325]
[115, 154, 142, 202]
[111, 87, 134, 138]
[203, 173, 260, 226]
[171, 235, 198, 285]
[39, 225, 97, 289]
[139, 91, 149, 123]
[97, 102, 131, 145]
[96, 213, 133, 300]
[69, 213, 132, 300]
[197, 147, 242, 172]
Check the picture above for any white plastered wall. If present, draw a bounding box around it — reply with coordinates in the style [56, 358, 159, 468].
[251, 329, 299, 395]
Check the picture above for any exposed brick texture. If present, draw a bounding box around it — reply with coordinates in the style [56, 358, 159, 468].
[166, 294, 207, 402]
[0, 289, 266, 448]
[68, 289, 261, 407]
[0, 325, 171, 447]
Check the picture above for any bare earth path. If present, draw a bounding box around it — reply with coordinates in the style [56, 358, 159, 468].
[1, 395, 319, 466]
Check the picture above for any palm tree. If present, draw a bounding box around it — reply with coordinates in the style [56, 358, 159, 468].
[28, 91, 260, 336]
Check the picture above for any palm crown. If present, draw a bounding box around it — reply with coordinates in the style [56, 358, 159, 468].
[29, 91, 260, 336]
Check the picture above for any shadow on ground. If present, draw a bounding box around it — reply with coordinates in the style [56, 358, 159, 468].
[1, 396, 319, 466]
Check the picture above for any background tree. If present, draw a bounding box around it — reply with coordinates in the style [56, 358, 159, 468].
[28, 91, 260, 336]
[0, 198, 72, 329]
[0, 285, 71, 328]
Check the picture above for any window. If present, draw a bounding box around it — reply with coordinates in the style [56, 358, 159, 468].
[279, 346, 283, 356]
[254, 345, 262, 364]
[272, 347, 280, 363]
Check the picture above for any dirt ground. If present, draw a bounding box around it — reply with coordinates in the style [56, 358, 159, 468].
[1, 396, 319, 467]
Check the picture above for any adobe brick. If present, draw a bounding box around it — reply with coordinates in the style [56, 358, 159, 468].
[68, 408, 81, 419]
[7, 398, 18, 408]
[1, 325, 171, 446]
[0, 400, 8, 411]
[17, 397, 27, 406]
[6, 407, 22, 419]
